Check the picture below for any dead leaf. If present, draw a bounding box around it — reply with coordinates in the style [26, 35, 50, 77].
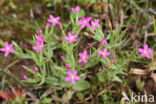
[129, 68, 148, 75]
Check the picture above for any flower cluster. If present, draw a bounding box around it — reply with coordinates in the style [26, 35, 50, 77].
[78, 17, 101, 31]
[33, 30, 45, 52]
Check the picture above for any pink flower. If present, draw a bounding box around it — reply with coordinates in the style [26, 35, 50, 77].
[90, 19, 101, 31]
[33, 41, 44, 52]
[126, 25, 132, 30]
[78, 17, 92, 29]
[37, 29, 42, 35]
[37, 35, 45, 43]
[100, 38, 106, 46]
[104, 65, 108, 68]
[79, 63, 84, 67]
[61, 56, 65, 61]
[98, 47, 111, 59]
[33, 67, 38, 72]
[0, 42, 15, 57]
[65, 64, 71, 69]
[71, 6, 80, 13]
[89, 33, 93, 38]
[138, 44, 154, 59]
[87, 43, 92, 47]
[47, 14, 60, 26]
[64, 32, 78, 43]
[110, 57, 115, 63]
[64, 70, 80, 85]
[78, 50, 90, 63]
[23, 76, 28, 80]
[23, 44, 27, 49]
[22, 65, 27, 70]
[58, 22, 62, 29]
[46, 23, 50, 28]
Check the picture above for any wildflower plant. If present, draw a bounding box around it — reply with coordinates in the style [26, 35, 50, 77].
[0, 4, 155, 103]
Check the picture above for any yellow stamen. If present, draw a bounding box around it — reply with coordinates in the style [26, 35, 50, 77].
[84, 20, 87, 24]
[6, 47, 10, 51]
[70, 36, 74, 40]
[83, 56, 86, 59]
[39, 45, 42, 49]
[53, 19, 56, 22]
[102, 52, 105, 56]
[71, 75, 74, 79]
[93, 23, 96, 26]
[144, 51, 147, 54]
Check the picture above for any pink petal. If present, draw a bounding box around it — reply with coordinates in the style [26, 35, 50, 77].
[68, 40, 73, 43]
[144, 44, 148, 50]
[50, 14, 54, 19]
[138, 48, 144, 53]
[87, 17, 92, 22]
[67, 70, 72, 76]
[9, 49, 15, 53]
[64, 76, 71, 81]
[86, 55, 90, 58]
[64, 36, 69, 40]
[5, 42, 9, 47]
[104, 47, 107, 53]
[79, 53, 83, 57]
[106, 52, 111, 56]
[73, 70, 77, 76]
[148, 49, 154, 54]
[0, 48, 7, 52]
[77, 20, 82, 24]
[71, 79, 76, 85]
[74, 34, 79, 38]
[4, 51, 9, 57]
[55, 17, 60, 21]
[81, 24, 86, 29]
[146, 54, 151, 59]
[141, 53, 145, 56]
[75, 76, 80, 80]
[78, 59, 83, 63]
[68, 32, 72, 37]
[98, 50, 103, 54]
[71, 8, 75, 12]
[33, 46, 39, 50]
[84, 50, 87, 55]
[9, 43, 14, 48]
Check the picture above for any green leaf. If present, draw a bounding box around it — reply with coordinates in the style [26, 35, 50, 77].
[73, 80, 90, 91]
[70, 9, 85, 19]
[112, 75, 122, 83]
[97, 72, 106, 82]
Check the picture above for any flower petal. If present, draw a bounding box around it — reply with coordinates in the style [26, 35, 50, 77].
[4, 51, 9, 57]
[71, 79, 76, 85]
[64, 76, 71, 81]
[67, 70, 72, 76]
[0, 48, 6, 52]
[73, 70, 77, 76]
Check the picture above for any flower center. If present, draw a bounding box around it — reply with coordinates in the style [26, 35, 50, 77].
[53, 19, 56, 22]
[84, 20, 87, 24]
[102, 52, 105, 56]
[6, 47, 10, 51]
[83, 56, 86, 60]
[144, 50, 147, 54]
[93, 23, 96, 26]
[71, 75, 74, 79]
[70, 36, 74, 40]
[39, 45, 42, 49]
